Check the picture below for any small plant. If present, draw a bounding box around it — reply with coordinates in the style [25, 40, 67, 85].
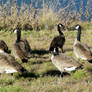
[0, 86, 22, 92]
[72, 70, 88, 80]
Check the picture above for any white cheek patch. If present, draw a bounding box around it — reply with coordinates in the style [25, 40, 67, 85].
[64, 66, 77, 71]
[59, 24, 62, 27]
[5, 69, 17, 74]
[75, 26, 79, 30]
[14, 29, 18, 33]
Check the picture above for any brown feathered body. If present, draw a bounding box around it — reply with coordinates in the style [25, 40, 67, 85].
[13, 28, 31, 63]
[0, 52, 26, 74]
[51, 51, 82, 72]
[72, 24, 92, 63]
[73, 39, 92, 61]
[49, 23, 65, 52]
[13, 39, 31, 62]
[49, 35, 65, 52]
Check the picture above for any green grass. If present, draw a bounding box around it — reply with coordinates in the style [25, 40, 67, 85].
[0, 23, 92, 92]
[72, 70, 88, 80]
[0, 86, 23, 92]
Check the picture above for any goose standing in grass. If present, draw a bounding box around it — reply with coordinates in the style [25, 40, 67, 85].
[0, 48, 27, 79]
[51, 48, 82, 77]
[71, 24, 92, 63]
[49, 23, 65, 53]
[13, 27, 31, 63]
[0, 40, 9, 53]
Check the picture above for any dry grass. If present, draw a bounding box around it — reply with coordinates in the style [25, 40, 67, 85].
[0, 23, 92, 92]
[0, 0, 92, 31]
[0, 1, 59, 31]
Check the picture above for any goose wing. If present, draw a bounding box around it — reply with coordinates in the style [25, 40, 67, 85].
[0, 40, 8, 52]
[0, 53, 23, 72]
[52, 53, 81, 68]
[49, 36, 65, 51]
[13, 42, 28, 59]
[22, 39, 31, 53]
[74, 42, 92, 60]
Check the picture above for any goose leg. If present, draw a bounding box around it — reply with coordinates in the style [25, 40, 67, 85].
[61, 48, 64, 53]
[0, 73, 1, 78]
[61, 72, 63, 78]
[60, 71, 63, 78]
[11, 73, 14, 80]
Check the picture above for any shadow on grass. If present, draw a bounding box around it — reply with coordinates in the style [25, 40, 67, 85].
[16, 72, 39, 79]
[43, 70, 70, 77]
[31, 49, 49, 55]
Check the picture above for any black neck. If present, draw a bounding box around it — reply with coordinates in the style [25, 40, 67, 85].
[57, 26, 64, 35]
[16, 29, 21, 43]
[53, 48, 59, 56]
[77, 27, 81, 41]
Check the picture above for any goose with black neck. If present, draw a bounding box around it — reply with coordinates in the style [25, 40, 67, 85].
[51, 47, 82, 77]
[49, 23, 65, 53]
[71, 24, 92, 63]
[13, 27, 31, 63]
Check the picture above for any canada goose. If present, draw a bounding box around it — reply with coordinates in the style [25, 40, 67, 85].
[0, 40, 9, 53]
[0, 49, 27, 79]
[49, 23, 65, 53]
[13, 27, 31, 63]
[71, 24, 92, 63]
[51, 48, 82, 77]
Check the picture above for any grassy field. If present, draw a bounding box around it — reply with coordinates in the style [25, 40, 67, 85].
[0, 23, 92, 92]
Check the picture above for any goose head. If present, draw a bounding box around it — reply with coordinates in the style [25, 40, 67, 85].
[71, 24, 81, 41]
[57, 23, 65, 31]
[71, 24, 81, 30]
[13, 27, 21, 34]
[13, 27, 21, 43]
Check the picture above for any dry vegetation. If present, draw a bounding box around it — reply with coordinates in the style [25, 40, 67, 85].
[0, 0, 92, 92]
[0, 0, 92, 31]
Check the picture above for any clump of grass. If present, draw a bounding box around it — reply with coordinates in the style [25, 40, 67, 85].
[72, 70, 88, 80]
[0, 86, 23, 92]
[85, 64, 92, 74]
[0, 79, 14, 86]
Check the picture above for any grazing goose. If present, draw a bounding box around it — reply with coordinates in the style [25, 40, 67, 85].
[0, 40, 9, 53]
[49, 23, 65, 53]
[51, 48, 82, 77]
[71, 24, 92, 63]
[13, 27, 31, 63]
[0, 49, 27, 79]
